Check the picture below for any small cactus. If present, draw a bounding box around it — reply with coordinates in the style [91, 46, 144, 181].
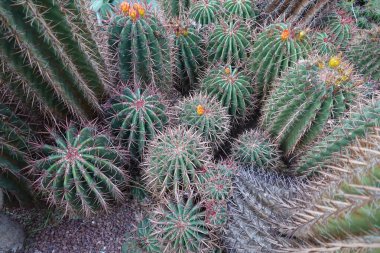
[175, 93, 230, 147]
[327, 10, 355, 48]
[312, 32, 336, 55]
[35, 125, 127, 217]
[190, 0, 221, 26]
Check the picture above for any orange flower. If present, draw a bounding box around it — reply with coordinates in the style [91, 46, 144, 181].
[129, 8, 138, 21]
[120, 2, 130, 14]
[133, 3, 145, 16]
[224, 67, 231, 75]
[281, 29, 290, 41]
[196, 105, 205, 116]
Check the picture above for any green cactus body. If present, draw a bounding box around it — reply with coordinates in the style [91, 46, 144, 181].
[190, 0, 220, 26]
[0, 104, 32, 205]
[143, 127, 211, 198]
[108, 88, 168, 160]
[207, 21, 250, 65]
[204, 199, 228, 228]
[348, 29, 380, 82]
[135, 218, 161, 252]
[223, 0, 256, 20]
[295, 99, 380, 175]
[231, 129, 282, 169]
[172, 26, 204, 94]
[312, 32, 336, 55]
[250, 23, 310, 98]
[262, 57, 359, 156]
[175, 93, 230, 147]
[109, 6, 170, 89]
[0, 0, 108, 120]
[328, 11, 354, 48]
[161, 0, 191, 18]
[35, 126, 127, 216]
[201, 66, 254, 120]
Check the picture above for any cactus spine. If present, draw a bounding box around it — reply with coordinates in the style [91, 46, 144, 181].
[190, 0, 221, 26]
[312, 32, 336, 55]
[0, 0, 108, 120]
[161, 0, 191, 18]
[223, 0, 256, 20]
[327, 10, 354, 48]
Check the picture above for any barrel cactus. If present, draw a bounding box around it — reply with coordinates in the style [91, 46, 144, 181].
[327, 10, 355, 48]
[175, 93, 230, 147]
[262, 56, 360, 156]
[35, 125, 127, 216]
[143, 127, 211, 198]
[108, 2, 170, 89]
[107, 87, 168, 160]
[223, 0, 256, 20]
[190, 0, 221, 26]
[312, 32, 336, 55]
[207, 21, 251, 66]
[161, 0, 191, 18]
[200, 66, 254, 120]
[250, 23, 311, 98]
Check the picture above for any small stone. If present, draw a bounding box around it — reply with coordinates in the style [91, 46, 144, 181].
[0, 214, 25, 253]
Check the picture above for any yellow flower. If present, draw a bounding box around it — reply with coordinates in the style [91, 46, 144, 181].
[298, 30, 306, 40]
[196, 105, 205, 116]
[129, 8, 137, 21]
[224, 67, 231, 75]
[182, 28, 189, 36]
[120, 2, 130, 14]
[329, 56, 341, 68]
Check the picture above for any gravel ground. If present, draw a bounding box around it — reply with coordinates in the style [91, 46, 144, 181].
[5, 201, 138, 253]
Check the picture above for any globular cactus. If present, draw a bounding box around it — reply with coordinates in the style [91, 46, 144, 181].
[207, 21, 251, 66]
[161, 0, 191, 18]
[107, 87, 168, 160]
[200, 66, 254, 120]
[223, 0, 256, 21]
[0, 0, 108, 120]
[190, 0, 221, 26]
[312, 32, 336, 55]
[175, 93, 230, 147]
[204, 199, 228, 229]
[150, 195, 216, 253]
[262, 56, 360, 156]
[327, 10, 355, 48]
[250, 23, 310, 98]
[348, 28, 380, 82]
[231, 129, 282, 169]
[35, 125, 127, 217]
[109, 2, 170, 89]
[143, 127, 211, 198]
[295, 98, 380, 175]
[171, 24, 204, 95]
[0, 103, 32, 205]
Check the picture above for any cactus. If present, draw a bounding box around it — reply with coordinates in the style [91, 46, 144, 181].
[204, 199, 228, 228]
[190, 0, 221, 26]
[327, 10, 355, 48]
[231, 129, 282, 169]
[107, 87, 168, 160]
[150, 195, 215, 253]
[207, 21, 251, 66]
[0, 0, 108, 120]
[175, 93, 230, 147]
[312, 32, 336, 55]
[109, 3, 170, 89]
[143, 127, 211, 198]
[295, 98, 380, 175]
[348, 28, 380, 82]
[161, 0, 191, 18]
[223, 0, 256, 20]
[200, 66, 254, 120]
[35, 125, 127, 217]
[172, 24, 204, 94]
[262, 56, 360, 156]
[249, 23, 310, 98]
[0, 103, 32, 205]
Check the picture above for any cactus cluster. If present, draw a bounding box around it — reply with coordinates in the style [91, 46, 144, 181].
[327, 10, 355, 48]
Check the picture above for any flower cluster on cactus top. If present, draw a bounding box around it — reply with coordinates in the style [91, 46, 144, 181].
[120, 2, 145, 21]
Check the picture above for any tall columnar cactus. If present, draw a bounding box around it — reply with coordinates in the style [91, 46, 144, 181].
[0, 103, 32, 205]
[250, 23, 310, 98]
[262, 56, 360, 156]
[312, 32, 336, 55]
[295, 99, 380, 175]
[231, 129, 282, 169]
[35, 125, 127, 217]
[161, 0, 191, 18]
[327, 10, 355, 48]
[0, 0, 108, 120]
[175, 93, 230, 147]
[150, 195, 215, 253]
[223, 0, 256, 20]
[348, 28, 380, 82]
[108, 2, 170, 89]
[200, 66, 254, 120]
[207, 21, 251, 66]
[172, 24, 204, 94]
[143, 127, 211, 198]
[107, 87, 168, 160]
[190, 0, 221, 26]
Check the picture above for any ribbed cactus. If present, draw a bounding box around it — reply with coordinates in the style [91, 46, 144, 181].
[0, 103, 32, 205]
[250, 23, 310, 98]
[312, 32, 336, 55]
[0, 0, 108, 120]
[175, 93, 230, 147]
[190, 0, 220, 26]
[35, 125, 127, 217]
[262, 56, 360, 156]
[231, 129, 282, 169]
[327, 10, 354, 48]
[207, 21, 251, 65]
[109, 3, 170, 89]
[107, 87, 168, 160]
[172, 24, 204, 94]
[295, 99, 380, 175]
[143, 127, 211, 198]
[223, 0, 256, 20]
[161, 0, 191, 18]
[348, 28, 380, 82]
[200, 66, 254, 120]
